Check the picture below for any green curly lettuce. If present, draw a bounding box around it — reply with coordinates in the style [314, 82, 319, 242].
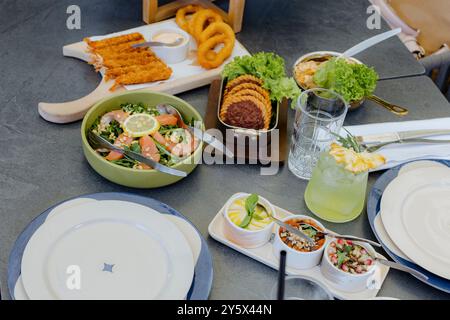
[313, 58, 378, 102]
[222, 52, 300, 104]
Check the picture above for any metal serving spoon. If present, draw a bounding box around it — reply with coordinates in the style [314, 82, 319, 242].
[300, 222, 382, 248]
[132, 37, 184, 48]
[305, 221, 429, 281]
[374, 258, 429, 281]
[156, 104, 234, 158]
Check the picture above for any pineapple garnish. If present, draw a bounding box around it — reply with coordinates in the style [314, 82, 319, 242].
[329, 132, 386, 173]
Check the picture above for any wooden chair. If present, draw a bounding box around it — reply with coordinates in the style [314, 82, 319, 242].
[142, 0, 246, 33]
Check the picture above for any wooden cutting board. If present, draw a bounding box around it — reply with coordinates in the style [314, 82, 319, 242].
[38, 18, 250, 124]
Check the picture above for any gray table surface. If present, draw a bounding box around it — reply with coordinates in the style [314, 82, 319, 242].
[0, 0, 448, 300]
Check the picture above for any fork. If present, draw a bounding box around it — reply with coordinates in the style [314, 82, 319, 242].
[87, 131, 187, 177]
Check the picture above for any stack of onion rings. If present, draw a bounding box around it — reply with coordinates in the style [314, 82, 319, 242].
[175, 5, 236, 69]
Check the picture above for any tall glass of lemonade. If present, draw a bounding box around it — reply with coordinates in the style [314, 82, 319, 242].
[304, 142, 385, 223]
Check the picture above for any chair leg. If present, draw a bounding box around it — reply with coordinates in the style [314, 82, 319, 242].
[228, 0, 246, 33]
[143, 0, 158, 24]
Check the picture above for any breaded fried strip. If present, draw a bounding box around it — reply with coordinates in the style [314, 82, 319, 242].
[105, 60, 167, 80]
[85, 32, 144, 49]
[91, 39, 145, 55]
[102, 53, 161, 69]
[111, 65, 172, 90]
[96, 47, 152, 60]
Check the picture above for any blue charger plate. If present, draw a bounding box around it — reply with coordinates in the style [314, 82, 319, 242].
[7, 192, 213, 300]
[367, 160, 450, 294]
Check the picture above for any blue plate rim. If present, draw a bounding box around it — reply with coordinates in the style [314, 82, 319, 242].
[7, 192, 213, 300]
[367, 159, 450, 294]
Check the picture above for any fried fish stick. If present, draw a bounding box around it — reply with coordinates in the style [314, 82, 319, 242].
[102, 54, 160, 69]
[105, 60, 165, 80]
[90, 39, 145, 55]
[96, 47, 152, 60]
[111, 65, 172, 90]
[85, 32, 144, 50]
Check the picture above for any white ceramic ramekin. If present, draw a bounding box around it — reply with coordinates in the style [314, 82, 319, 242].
[272, 215, 327, 270]
[222, 193, 275, 249]
[148, 28, 190, 64]
[320, 240, 377, 293]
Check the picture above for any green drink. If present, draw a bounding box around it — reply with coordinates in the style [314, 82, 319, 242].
[304, 151, 368, 223]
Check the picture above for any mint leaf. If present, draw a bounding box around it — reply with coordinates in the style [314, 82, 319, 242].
[239, 194, 259, 228]
[337, 251, 347, 267]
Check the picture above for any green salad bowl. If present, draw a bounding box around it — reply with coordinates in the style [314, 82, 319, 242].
[81, 91, 203, 188]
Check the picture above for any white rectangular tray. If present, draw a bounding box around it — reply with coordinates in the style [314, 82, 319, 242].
[208, 194, 390, 300]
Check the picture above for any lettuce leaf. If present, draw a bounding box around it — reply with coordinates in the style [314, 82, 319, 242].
[222, 52, 300, 104]
[313, 58, 378, 102]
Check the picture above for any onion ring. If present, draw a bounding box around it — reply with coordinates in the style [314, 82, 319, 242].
[197, 34, 235, 69]
[175, 4, 203, 32]
[191, 9, 223, 41]
[199, 21, 235, 44]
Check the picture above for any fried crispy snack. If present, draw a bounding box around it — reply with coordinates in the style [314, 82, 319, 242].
[220, 95, 269, 130]
[223, 88, 271, 118]
[85, 33, 144, 50]
[199, 21, 235, 44]
[86, 31, 172, 90]
[224, 75, 264, 95]
[175, 4, 203, 32]
[111, 63, 172, 90]
[101, 52, 159, 69]
[198, 34, 235, 69]
[91, 40, 145, 55]
[225, 83, 270, 102]
[105, 59, 164, 80]
[191, 9, 223, 42]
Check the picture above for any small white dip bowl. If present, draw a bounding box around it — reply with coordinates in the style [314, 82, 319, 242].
[149, 28, 190, 64]
[272, 214, 327, 270]
[222, 193, 275, 249]
[320, 240, 377, 293]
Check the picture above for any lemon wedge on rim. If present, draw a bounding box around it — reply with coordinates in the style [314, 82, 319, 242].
[123, 114, 160, 138]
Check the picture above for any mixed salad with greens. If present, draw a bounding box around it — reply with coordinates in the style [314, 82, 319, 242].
[313, 57, 378, 102]
[89, 102, 198, 169]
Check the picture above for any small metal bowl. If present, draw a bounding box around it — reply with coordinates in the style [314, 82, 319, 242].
[217, 78, 279, 143]
[292, 51, 408, 115]
[293, 51, 364, 111]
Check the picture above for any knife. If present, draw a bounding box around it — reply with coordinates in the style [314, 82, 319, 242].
[355, 129, 450, 145]
[88, 132, 188, 177]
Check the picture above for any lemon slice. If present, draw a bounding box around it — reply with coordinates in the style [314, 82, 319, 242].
[123, 114, 160, 137]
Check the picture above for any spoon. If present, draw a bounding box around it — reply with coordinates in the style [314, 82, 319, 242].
[300, 223, 382, 248]
[340, 28, 402, 58]
[261, 205, 315, 245]
[132, 37, 184, 48]
[374, 258, 429, 281]
[156, 104, 234, 158]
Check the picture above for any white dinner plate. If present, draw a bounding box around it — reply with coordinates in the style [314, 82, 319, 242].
[21, 200, 194, 300]
[15, 207, 201, 300]
[371, 160, 446, 264]
[380, 167, 450, 279]
[373, 213, 412, 262]
[380, 166, 450, 212]
[398, 160, 448, 176]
